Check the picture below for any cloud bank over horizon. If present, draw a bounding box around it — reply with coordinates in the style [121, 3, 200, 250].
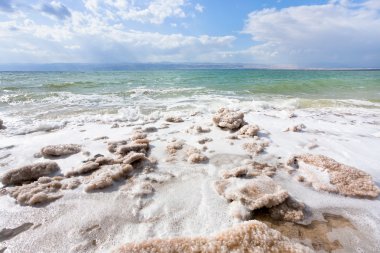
[0, 0, 379, 68]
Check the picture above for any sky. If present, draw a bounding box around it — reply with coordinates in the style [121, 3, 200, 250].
[0, 0, 379, 68]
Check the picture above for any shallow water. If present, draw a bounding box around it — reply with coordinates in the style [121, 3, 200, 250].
[1, 70, 380, 135]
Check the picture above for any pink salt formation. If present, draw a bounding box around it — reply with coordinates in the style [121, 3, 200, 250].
[66, 161, 100, 177]
[186, 147, 208, 164]
[40, 144, 81, 157]
[84, 164, 133, 192]
[284, 124, 306, 132]
[212, 108, 245, 130]
[165, 116, 184, 123]
[83, 132, 152, 191]
[238, 124, 260, 137]
[187, 125, 211, 134]
[116, 220, 313, 253]
[221, 161, 277, 178]
[1, 162, 60, 186]
[288, 154, 380, 198]
[7, 176, 80, 205]
[242, 138, 269, 155]
[214, 175, 289, 211]
[215, 162, 306, 222]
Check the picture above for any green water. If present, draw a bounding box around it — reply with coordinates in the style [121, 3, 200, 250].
[1, 69, 379, 134]
[1, 69, 380, 101]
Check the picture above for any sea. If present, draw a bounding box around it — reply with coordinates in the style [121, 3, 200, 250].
[1, 69, 380, 135]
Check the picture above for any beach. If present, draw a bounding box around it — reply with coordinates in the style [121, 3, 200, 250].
[1, 69, 380, 252]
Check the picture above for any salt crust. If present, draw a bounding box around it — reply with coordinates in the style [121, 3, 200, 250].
[221, 162, 277, 178]
[213, 108, 245, 130]
[41, 144, 81, 157]
[84, 165, 133, 192]
[66, 162, 100, 177]
[84, 131, 152, 191]
[1, 162, 59, 185]
[214, 176, 289, 211]
[238, 124, 260, 137]
[242, 138, 269, 155]
[186, 125, 211, 134]
[3, 131, 154, 204]
[284, 124, 306, 132]
[288, 154, 380, 198]
[215, 162, 306, 222]
[166, 141, 208, 164]
[116, 220, 313, 253]
[7, 176, 80, 205]
[165, 116, 184, 123]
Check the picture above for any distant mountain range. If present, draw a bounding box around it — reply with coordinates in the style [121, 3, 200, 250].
[0, 63, 378, 71]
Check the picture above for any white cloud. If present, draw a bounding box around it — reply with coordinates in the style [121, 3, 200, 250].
[195, 3, 204, 13]
[243, 0, 380, 68]
[83, 0, 98, 13]
[120, 0, 186, 24]
[83, 0, 188, 24]
[0, 8, 235, 63]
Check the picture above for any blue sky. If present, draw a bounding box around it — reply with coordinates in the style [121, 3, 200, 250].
[0, 0, 379, 68]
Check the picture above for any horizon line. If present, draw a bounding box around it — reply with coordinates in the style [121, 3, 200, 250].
[0, 62, 379, 71]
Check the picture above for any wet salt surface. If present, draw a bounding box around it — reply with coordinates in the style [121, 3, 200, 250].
[0, 105, 380, 253]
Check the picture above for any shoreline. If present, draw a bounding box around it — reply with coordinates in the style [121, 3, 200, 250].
[1, 102, 380, 252]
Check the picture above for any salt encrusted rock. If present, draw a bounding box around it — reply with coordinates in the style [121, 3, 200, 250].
[187, 153, 208, 164]
[116, 220, 313, 253]
[213, 108, 245, 130]
[238, 124, 260, 137]
[7, 177, 63, 205]
[165, 116, 184, 123]
[131, 132, 147, 141]
[187, 125, 211, 134]
[186, 148, 208, 164]
[214, 175, 289, 211]
[41, 144, 81, 157]
[123, 152, 146, 164]
[1, 162, 60, 186]
[221, 162, 277, 179]
[284, 124, 306, 132]
[288, 154, 380, 198]
[95, 156, 116, 166]
[198, 137, 213, 144]
[242, 139, 269, 155]
[66, 162, 100, 177]
[268, 197, 306, 222]
[133, 138, 149, 145]
[195, 125, 211, 133]
[217, 162, 306, 222]
[166, 141, 184, 155]
[112, 133, 149, 155]
[61, 178, 81, 190]
[84, 164, 133, 192]
[107, 140, 128, 153]
[143, 126, 157, 133]
[117, 143, 149, 155]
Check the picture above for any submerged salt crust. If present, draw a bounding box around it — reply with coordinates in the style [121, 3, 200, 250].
[1, 94, 380, 253]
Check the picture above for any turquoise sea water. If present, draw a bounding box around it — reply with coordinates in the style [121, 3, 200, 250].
[1, 69, 380, 100]
[1, 69, 380, 134]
